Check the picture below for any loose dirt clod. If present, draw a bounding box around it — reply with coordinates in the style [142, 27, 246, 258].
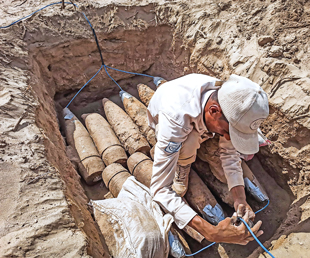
[121, 91, 156, 146]
[102, 98, 150, 155]
[63, 108, 105, 185]
[83, 113, 128, 167]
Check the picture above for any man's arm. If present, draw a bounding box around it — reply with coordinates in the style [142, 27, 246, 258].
[219, 136, 254, 218]
[188, 209, 263, 245]
[150, 112, 197, 229]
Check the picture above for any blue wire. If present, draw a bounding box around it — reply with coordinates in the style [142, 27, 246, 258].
[65, 64, 104, 108]
[185, 242, 216, 256]
[240, 217, 275, 258]
[1, 1, 153, 108]
[185, 199, 274, 257]
[104, 65, 123, 91]
[105, 65, 154, 78]
[0, 2, 77, 29]
[255, 199, 270, 215]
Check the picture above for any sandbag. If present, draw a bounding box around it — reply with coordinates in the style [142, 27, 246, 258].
[92, 177, 174, 258]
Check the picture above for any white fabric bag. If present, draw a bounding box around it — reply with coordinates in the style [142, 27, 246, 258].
[91, 176, 174, 258]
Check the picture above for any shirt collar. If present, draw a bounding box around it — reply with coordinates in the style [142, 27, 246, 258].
[201, 89, 216, 132]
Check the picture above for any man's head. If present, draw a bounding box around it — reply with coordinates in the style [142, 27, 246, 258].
[204, 91, 230, 140]
[204, 75, 269, 154]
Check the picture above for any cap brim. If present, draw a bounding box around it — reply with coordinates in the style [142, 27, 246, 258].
[229, 123, 259, 155]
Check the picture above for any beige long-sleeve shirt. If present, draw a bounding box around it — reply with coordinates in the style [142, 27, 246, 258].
[147, 74, 244, 229]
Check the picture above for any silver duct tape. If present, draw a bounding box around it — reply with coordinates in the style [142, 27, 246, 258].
[244, 177, 268, 202]
[202, 203, 225, 225]
[119, 90, 133, 101]
[63, 107, 74, 120]
[168, 231, 186, 258]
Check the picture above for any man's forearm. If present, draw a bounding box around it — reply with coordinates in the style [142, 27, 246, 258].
[187, 215, 217, 242]
[231, 185, 246, 203]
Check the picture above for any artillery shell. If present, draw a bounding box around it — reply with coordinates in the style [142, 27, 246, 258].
[185, 169, 225, 225]
[193, 157, 234, 207]
[63, 108, 105, 185]
[127, 152, 200, 244]
[120, 91, 157, 147]
[102, 163, 131, 197]
[127, 152, 153, 187]
[102, 98, 150, 155]
[82, 113, 127, 167]
[137, 83, 155, 107]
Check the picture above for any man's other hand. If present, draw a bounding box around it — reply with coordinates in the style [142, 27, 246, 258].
[213, 210, 263, 245]
[231, 185, 255, 221]
[234, 202, 255, 223]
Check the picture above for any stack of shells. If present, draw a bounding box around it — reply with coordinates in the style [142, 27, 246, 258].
[62, 81, 227, 248]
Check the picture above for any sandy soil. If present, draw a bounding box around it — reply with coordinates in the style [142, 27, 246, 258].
[1, 0, 310, 257]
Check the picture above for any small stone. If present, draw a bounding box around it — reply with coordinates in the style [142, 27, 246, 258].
[290, 45, 298, 53]
[183, 67, 190, 72]
[216, 36, 223, 45]
[283, 52, 292, 59]
[258, 36, 274, 46]
[293, 58, 300, 64]
[284, 35, 296, 43]
[268, 46, 283, 57]
[0, 140, 7, 148]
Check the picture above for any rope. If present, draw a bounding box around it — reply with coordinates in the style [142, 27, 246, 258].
[185, 199, 275, 257]
[0, 1, 155, 108]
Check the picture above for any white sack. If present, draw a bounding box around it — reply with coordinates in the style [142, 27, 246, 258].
[92, 176, 174, 258]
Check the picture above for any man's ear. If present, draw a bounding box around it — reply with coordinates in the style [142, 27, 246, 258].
[209, 104, 221, 117]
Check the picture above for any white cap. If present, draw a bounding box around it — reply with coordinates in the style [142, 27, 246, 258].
[218, 75, 269, 154]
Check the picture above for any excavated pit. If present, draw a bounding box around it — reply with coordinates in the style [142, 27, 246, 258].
[30, 8, 292, 258]
[1, 1, 310, 257]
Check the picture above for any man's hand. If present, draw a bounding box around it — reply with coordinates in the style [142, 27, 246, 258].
[213, 210, 263, 245]
[231, 185, 255, 221]
[188, 211, 263, 245]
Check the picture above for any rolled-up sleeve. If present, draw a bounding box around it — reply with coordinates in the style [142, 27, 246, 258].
[150, 112, 197, 229]
[219, 136, 244, 190]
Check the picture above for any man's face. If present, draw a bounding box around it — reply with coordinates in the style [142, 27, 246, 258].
[204, 104, 230, 140]
[210, 114, 230, 140]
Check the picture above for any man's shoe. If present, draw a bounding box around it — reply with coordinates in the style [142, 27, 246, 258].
[172, 164, 191, 197]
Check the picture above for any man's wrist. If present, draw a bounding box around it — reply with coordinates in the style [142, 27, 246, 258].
[230, 185, 246, 202]
[188, 215, 218, 242]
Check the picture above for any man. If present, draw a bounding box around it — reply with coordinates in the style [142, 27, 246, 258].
[147, 73, 268, 244]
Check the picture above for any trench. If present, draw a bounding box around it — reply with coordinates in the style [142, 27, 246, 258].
[26, 4, 296, 258]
